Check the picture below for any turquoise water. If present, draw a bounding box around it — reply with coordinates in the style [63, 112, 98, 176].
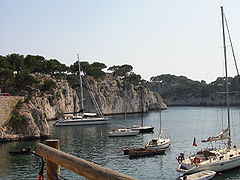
[1, 106, 240, 179]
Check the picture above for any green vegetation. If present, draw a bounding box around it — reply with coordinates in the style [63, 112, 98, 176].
[0, 53, 143, 95]
[108, 64, 133, 77]
[149, 74, 240, 99]
[69, 61, 107, 79]
[41, 80, 57, 92]
[108, 64, 142, 85]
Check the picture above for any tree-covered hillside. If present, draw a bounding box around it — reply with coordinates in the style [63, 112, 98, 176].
[149, 74, 240, 105]
[0, 53, 143, 94]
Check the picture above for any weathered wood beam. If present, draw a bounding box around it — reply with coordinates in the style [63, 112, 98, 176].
[34, 143, 138, 180]
[45, 139, 60, 180]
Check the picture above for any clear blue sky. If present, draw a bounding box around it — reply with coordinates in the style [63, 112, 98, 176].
[1, 0, 240, 82]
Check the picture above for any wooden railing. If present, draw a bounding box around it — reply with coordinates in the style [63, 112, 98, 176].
[34, 140, 138, 180]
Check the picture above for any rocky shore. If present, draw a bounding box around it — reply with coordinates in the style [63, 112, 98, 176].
[0, 73, 166, 141]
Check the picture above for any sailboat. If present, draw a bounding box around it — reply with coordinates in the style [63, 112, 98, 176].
[54, 54, 109, 126]
[145, 82, 171, 150]
[176, 6, 240, 174]
[131, 87, 154, 133]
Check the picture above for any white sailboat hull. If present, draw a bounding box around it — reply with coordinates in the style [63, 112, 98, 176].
[146, 138, 171, 150]
[54, 117, 109, 126]
[179, 157, 240, 174]
[177, 148, 240, 174]
[108, 129, 139, 137]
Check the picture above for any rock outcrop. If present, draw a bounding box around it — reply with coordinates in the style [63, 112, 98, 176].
[0, 74, 80, 141]
[0, 96, 24, 126]
[0, 73, 166, 141]
[82, 74, 166, 114]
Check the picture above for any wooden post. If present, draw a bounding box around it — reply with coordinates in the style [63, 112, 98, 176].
[45, 139, 60, 180]
[34, 143, 138, 180]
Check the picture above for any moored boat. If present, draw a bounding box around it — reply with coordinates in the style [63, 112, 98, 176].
[54, 117, 108, 126]
[108, 128, 139, 137]
[145, 80, 171, 150]
[54, 54, 108, 127]
[131, 126, 154, 133]
[124, 147, 166, 157]
[176, 6, 240, 175]
[130, 87, 154, 133]
[145, 137, 171, 150]
[179, 170, 216, 180]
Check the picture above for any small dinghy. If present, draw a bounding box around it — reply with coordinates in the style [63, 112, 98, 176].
[180, 170, 216, 180]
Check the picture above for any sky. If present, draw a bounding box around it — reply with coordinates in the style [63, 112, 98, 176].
[1, 0, 240, 83]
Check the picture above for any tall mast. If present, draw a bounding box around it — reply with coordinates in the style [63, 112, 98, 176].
[159, 81, 162, 138]
[141, 86, 144, 127]
[77, 54, 84, 111]
[221, 6, 231, 148]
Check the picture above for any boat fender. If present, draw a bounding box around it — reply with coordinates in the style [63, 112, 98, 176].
[193, 157, 200, 164]
[37, 175, 44, 180]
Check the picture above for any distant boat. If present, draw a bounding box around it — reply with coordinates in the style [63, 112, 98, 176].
[54, 54, 108, 127]
[177, 6, 240, 175]
[124, 147, 166, 158]
[131, 87, 154, 133]
[131, 125, 154, 133]
[108, 128, 139, 137]
[145, 81, 171, 150]
[179, 170, 216, 180]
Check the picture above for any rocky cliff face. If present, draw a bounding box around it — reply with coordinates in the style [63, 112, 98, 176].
[83, 74, 166, 114]
[0, 73, 165, 141]
[0, 74, 80, 141]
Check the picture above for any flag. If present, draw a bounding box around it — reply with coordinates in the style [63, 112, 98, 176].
[192, 137, 198, 146]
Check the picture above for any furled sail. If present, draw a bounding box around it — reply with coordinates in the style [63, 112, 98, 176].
[202, 128, 230, 143]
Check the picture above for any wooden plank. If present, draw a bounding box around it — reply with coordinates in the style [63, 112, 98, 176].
[34, 143, 138, 180]
[45, 139, 60, 180]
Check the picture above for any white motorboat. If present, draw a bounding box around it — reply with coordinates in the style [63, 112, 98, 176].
[180, 170, 216, 180]
[108, 128, 139, 137]
[177, 6, 240, 174]
[55, 54, 108, 127]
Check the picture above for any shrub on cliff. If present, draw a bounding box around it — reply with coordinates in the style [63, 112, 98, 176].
[41, 80, 57, 93]
[14, 71, 39, 91]
[124, 73, 142, 85]
[108, 64, 133, 78]
[69, 61, 106, 79]
[0, 68, 14, 91]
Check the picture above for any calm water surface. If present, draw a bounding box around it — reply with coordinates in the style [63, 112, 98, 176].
[1, 106, 240, 180]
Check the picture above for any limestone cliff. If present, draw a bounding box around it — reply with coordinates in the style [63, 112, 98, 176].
[82, 74, 166, 114]
[0, 73, 165, 141]
[0, 74, 80, 141]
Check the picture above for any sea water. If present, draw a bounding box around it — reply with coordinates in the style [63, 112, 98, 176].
[1, 106, 240, 180]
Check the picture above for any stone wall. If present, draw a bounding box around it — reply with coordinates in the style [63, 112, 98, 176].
[0, 96, 25, 126]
